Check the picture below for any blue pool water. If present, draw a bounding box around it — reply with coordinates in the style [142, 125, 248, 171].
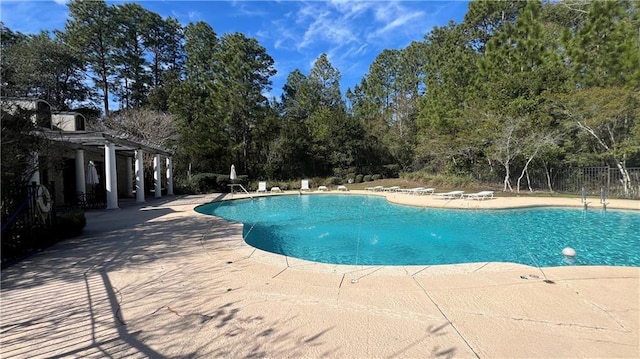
[195, 195, 640, 267]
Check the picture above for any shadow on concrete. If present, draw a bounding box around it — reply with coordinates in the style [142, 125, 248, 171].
[1, 193, 339, 358]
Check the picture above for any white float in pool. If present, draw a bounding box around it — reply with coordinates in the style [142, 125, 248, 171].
[562, 247, 576, 257]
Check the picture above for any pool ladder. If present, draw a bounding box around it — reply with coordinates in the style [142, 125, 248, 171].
[582, 187, 608, 210]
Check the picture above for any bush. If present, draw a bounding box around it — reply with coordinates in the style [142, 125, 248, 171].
[326, 177, 342, 185]
[55, 208, 86, 238]
[383, 164, 400, 178]
[189, 173, 218, 193]
[371, 174, 382, 181]
[363, 175, 372, 182]
[354, 174, 363, 183]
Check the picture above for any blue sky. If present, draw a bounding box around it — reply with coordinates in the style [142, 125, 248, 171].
[1, 0, 469, 101]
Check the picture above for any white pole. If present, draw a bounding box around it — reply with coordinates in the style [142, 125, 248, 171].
[154, 154, 161, 198]
[135, 150, 145, 203]
[105, 142, 119, 209]
[166, 157, 174, 196]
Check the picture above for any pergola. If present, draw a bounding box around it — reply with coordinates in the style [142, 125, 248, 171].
[41, 128, 175, 209]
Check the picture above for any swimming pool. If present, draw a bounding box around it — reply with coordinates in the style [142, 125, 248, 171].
[195, 195, 640, 267]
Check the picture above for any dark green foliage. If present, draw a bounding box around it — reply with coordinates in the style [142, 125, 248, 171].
[3, 0, 639, 195]
[371, 174, 383, 181]
[55, 208, 86, 238]
[363, 175, 373, 182]
[326, 177, 342, 185]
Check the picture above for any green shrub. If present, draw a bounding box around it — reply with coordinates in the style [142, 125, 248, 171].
[55, 208, 86, 238]
[354, 174, 363, 183]
[326, 177, 342, 185]
[383, 164, 400, 178]
[371, 174, 382, 181]
[363, 175, 372, 182]
[189, 173, 218, 193]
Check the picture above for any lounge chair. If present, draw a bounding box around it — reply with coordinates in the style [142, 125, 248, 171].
[337, 185, 348, 191]
[465, 191, 494, 200]
[383, 186, 401, 192]
[301, 179, 310, 192]
[416, 188, 435, 195]
[257, 181, 267, 193]
[434, 190, 464, 199]
[402, 187, 424, 194]
[270, 186, 282, 193]
[365, 185, 384, 191]
[318, 185, 328, 191]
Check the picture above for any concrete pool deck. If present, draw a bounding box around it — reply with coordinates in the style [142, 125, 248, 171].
[1, 192, 638, 358]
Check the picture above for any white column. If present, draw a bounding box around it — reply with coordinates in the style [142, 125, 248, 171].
[105, 142, 119, 209]
[166, 157, 174, 196]
[135, 150, 145, 203]
[126, 157, 134, 197]
[154, 154, 161, 198]
[75, 149, 86, 195]
[28, 151, 40, 185]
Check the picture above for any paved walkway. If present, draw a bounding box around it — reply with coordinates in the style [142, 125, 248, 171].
[1, 193, 638, 358]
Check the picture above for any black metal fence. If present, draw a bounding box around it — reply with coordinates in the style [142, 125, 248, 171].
[516, 166, 640, 199]
[1, 183, 57, 266]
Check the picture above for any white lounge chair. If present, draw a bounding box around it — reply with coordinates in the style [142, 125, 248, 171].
[318, 185, 328, 191]
[270, 186, 282, 193]
[402, 187, 424, 194]
[365, 185, 384, 191]
[465, 191, 494, 200]
[337, 185, 348, 191]
[434, 190, 464, 199]
[301, 179, 310, 191]
[257, 181, 267, 193]
[416, 188, 435, 195]
[383, 186, 401, 192]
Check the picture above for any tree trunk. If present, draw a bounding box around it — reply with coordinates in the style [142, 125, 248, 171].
[615, 160, 631, 196]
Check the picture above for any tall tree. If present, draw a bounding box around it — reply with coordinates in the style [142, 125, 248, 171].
[183, 21, 219, 85]
[214, 32, 276, 173]
[564, 0, 640, 89]
[547, 87, 640, 195]
[2, 31, 88, 110]
[302, 54, 353, 176]
[61, 0, 115, 115]
[416, 22, 479, 173]
[268, 69, 311, 178]
[111, 3, 153, 108]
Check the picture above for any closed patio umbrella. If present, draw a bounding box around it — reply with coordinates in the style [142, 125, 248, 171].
[86, 161, 100, 190]
[230, 164, 237, 181]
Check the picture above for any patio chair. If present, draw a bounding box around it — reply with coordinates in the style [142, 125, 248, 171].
[383, 186, 401, 192]
[270, 186, 282, 193]
[416, 188, 435, 195]
[402, 187, 424, 194]
[434, 190, 464, 199]
[365, 185, 384, 191]
[318, 185, 328, 191]
[337, 185, 348, 191]
[301, 179, 310, 191]
[465, 191, 494, 200]
[257, 181, 267, 193]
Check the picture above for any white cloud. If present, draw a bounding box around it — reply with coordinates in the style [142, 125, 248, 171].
[372, 11, 425, 37]
[0, 1, 68, 34]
